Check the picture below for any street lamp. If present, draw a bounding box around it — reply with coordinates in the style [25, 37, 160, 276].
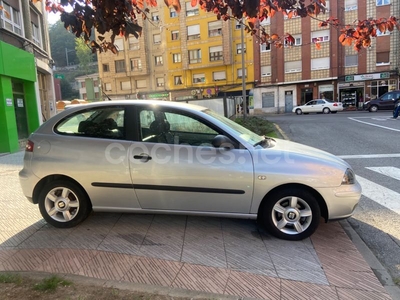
[65, 48, 75, 66]
[241, 18, 247, 119]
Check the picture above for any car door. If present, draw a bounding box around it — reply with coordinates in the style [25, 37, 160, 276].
[303, 100, 317, 113]
[379, 93, 395, 110]
[128, 106, 254, 213]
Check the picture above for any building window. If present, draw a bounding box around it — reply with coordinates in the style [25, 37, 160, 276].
[311, 29, 330, 43]
[115, 60, 126, 73]
[236, 43, 246, 54]
[311, 57, 330, 70]
[31, 20, 42, 47]
[285, 34, 302, 47]
[153, 34, 161, 44]
[193, 73, 205, 84]
[344, 0, 357, 11]
[377, 29, 390, 36]
[114, 38, 124, 50]
[130, 58, 142, 70]
[209, 46, 223, 61]
[235, 20, 242, 29]
[208, 20, 222, 37]
[102, 64, 110, 72]
[81, 82, 86, 88]
[189, 49, 201, 64]
[155, 55, 163, 66]
[260, 43, 271, 52]
[186, 2, 199, 16]
[237, 68, 247, 78]
[120, 81, 131, 90]
[376, 52, 390, 65]
[376, 0, 390, 6]
[156, 77, 164, 87]
[151, 12, 159, 22]
[174, 76, 183, 85]
[170, 8, 177, 18]
[213, 71, 226, 81]
[285, 61, 302, 73]
[105, 83, 112, 91]
[136, 79, 147, 88]
[171, 30, 179, 40]
[262, 92, 275, 108]
[129, 37, 140, 50]
[261, 66, 271, 77]
[1, 2, 22, 35]
[260, 18, 271, 26]
[173, 53, 181, 63]
[187, 24, 200, 40]
[345, 55, 358, 67]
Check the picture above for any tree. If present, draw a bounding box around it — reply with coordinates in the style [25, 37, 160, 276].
[49, 21, 78, 67]
[37, 0, 399, 52]
[60, 79, 79, 100]
[75, 38, 93, 75]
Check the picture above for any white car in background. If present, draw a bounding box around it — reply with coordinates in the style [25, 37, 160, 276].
[292, 99, 343, 115]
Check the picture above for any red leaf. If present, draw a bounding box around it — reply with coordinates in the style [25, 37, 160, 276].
[271, 33, 279, 40]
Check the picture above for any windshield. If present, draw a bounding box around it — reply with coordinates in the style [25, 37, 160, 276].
[204, 109, 264, 146]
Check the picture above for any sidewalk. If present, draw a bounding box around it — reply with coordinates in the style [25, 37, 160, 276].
[0, 151, 395, 299]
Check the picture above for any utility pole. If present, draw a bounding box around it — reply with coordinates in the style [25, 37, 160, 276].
[241, 18, 247, 119]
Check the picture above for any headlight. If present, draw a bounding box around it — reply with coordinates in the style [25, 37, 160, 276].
[342, 168, 355, 185]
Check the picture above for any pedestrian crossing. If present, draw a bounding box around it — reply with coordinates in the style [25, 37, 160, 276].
[356, 166, 400, 215]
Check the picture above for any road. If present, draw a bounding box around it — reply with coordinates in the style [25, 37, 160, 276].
[264, 110, 400, 284]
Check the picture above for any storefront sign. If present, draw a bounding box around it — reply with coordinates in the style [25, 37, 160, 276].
[147, 92, 169, 99]
[6, 98, 13, 106]
[345, 72, 390, 82]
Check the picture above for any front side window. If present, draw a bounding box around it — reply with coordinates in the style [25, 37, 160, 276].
[55, 107, 125, 139]
[139, 109, 218, 146]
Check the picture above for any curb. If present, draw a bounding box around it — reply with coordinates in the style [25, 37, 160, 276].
[340, 220, 400, 300]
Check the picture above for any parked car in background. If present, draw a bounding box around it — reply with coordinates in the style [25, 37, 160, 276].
[19, 100, 361, 241]
[364, 90, 400, 112]
[292, 99, 343, 115]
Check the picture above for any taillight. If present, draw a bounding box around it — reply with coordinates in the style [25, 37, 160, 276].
[333, 103, 338, 106]
[26, 140, 34, 152]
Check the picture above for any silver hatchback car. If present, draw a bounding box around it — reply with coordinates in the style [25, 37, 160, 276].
[19, 100, 361, 240]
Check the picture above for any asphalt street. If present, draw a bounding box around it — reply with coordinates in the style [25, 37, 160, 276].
[264, 110, 400, 286]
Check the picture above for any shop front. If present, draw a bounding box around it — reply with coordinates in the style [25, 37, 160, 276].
[338, 71, 398, 109]
[0, 42, 39, 153]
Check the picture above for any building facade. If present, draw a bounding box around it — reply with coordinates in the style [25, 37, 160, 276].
[97, 2, 255, 104]
[0, 0, 56, 153]
[253, 0, 400, 113]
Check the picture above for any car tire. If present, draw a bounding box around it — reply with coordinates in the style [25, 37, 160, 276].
[295, 109, 302, 115]
[369, 105, 378, 112]
[261, 188, 321, 240]
[322, 107, 330, 114]
[38, 180, 92, 228]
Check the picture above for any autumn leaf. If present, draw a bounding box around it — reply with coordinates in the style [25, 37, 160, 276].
[190, 0, 197, 8]
[271, 33, 279, 40]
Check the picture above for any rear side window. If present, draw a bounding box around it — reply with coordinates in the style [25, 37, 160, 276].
[55, 107, 125, 139]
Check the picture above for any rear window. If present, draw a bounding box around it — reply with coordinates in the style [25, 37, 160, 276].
[55, 107, 125, 139]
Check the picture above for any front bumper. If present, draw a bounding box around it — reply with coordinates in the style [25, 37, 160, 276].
[317, 180, 362, 220]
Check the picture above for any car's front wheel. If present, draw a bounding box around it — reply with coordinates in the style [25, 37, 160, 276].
[261, 188, 321, 240]
[38, 180, 92, 228]
[369, 105, 378, 112]
[295, 109, 302, 115]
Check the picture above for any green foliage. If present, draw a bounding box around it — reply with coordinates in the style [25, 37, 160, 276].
[0, 273, 22, 284]
[33, 275, 72, 292]
[234, 116, 277, 137]
[49, 21, 78, 67]
[60, 79, 79, 100]
[75, 38, 94, 75]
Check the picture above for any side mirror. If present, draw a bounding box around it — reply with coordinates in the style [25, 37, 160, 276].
[212, 135, 234, 149]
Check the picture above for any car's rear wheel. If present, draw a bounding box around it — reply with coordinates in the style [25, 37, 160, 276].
[38, 180, 92, 228]
[369, 105, 378, 112]
[295, 109, 302, 115]
[323, 107, 330, 114]
[261, 188, 321, 240]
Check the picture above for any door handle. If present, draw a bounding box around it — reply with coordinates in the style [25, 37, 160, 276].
[133, 154, 152, 162]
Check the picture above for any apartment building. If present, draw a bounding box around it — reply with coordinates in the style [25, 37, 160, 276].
[97, 2, 255, 102]
[0, 0, 56, 153]
[253, 0, 400, 113]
